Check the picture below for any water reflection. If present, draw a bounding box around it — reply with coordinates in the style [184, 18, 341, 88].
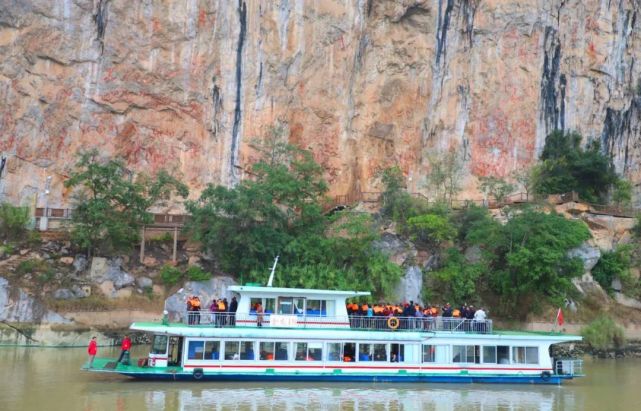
[79, 381, 579, 411]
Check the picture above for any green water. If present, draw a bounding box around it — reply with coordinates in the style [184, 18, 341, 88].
[0, 345, 639, 410]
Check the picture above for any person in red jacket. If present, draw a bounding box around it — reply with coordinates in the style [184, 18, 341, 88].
[117, 335, 132, 363]
[87, 336, 97, 368]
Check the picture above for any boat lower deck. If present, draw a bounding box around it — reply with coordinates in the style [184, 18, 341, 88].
[85, 358, 575, 385]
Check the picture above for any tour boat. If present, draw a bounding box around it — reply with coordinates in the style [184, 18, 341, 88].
[84, 285, 584, 384]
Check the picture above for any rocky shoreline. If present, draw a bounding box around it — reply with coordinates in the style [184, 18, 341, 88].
[552, 340, 641, 359]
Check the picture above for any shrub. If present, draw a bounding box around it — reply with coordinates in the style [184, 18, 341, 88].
[591, 246, 632, 292]
[406, 214, 456, 247]
[15, 258, 50, 276]
[581, 315, 625, 350]
[0, 203, 30, 240]
[185, 265, 211, 281]
[159, 264, 182, 286]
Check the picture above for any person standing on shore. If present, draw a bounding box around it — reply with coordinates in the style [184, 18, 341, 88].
[117, 335, 132, 363]
[87, 336, 97, 368]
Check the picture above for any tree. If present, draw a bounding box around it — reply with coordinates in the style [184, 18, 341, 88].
[478, 176, 515, 204]
[612, 179, 632, 207]
[406, 214, 456, 247]
[187, 128, 328, 276]
[534, 130, 621, 203]
[465, 209, 591, 318]
[425, 147, 465, 206]
[511, 168, 535, 201]
[65, 150, 188, 256]
[0, 203, 30, 241]
[377, 166, 412, 221]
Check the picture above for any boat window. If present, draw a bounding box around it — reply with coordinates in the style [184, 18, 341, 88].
[342, 343, 356, 362]
[204, 341, 220, 360]
[422, 345, 436, 363]
[483, 346, 510, 364]
[187, 340, 205, 360]
[306, 300, 327, 317]
[279, 298, 294, 314]
[259, 342, 275, 360]
[359, 344, 387, 362]
[452, 345, 480, 363]
[512, 346, 539, 364]
[275, 342, 289, 360]
[391, 344, 405, 363]
[151, 335, 168, 354]
[327, 343, 342, 361]
[250, 298, 276, 314]
[224, 341, 255, 360]
[294, 342, 323, 361]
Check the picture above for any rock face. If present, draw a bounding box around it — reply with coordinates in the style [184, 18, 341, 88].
[164, 276, 237, 320]
[1, 1, 641, 207]
[393, 266, 424, 306]
[89, 257, 134, 289]
[568, 241, 602, 272]
[0, 277, 68, 323]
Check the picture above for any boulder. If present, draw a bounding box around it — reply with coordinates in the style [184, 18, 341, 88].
[72, 285, 91, 298]
[392, 266, 424, 305]
[152, 284, 165, 296]
[142, 256, 159, 267]
[572, 273, 608, 301]
[464, 246, 482, 264]
[567, 242, 601, 272]
[188, 255, 202, 267]
[614, 293, 641, 310]
[90, 257, 134, 289]
[19, 249, 29, 256]
[73, 254, 88, 273]
[98, 280, 115, 297]
[0, 277, 69, 323]
[114, 287, 133, 299]
[164, 276, 237, 320]
[136, 276, 153, 289]
[59, 256, 74, 265]
[372, 233, 417, 266]
[53, 288, 75, 300]
[612, 278, 623, 293]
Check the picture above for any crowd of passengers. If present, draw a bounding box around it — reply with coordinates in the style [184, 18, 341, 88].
[346, 301, 488, 331]
[186, 295, 239, 325]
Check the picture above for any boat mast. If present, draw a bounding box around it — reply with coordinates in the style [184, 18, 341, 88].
[267, 255, 279, 287]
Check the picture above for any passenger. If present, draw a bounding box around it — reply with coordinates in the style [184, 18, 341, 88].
[86, 336, 98, 369]
[192, 296, 201, 324]
[473, 306, 486, 332]
[117, 334, 132, 364]
[229, 296, 238, 326]
[256, 302, 264, 327]
[217, 299, 225, 326]
[442, 303, 453, 330]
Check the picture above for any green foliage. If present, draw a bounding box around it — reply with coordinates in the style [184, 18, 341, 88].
[592, 245, 633, 293]
[425, 147, 464, 205]
[185, 265, 211, 281]
[159, 264, 183, 286]
[377, 166, 414, 222]
[65, 150, 188, 256]
[581, 315, 625, 350]
[15, 258, 50, 276]
[612, 179, 632, 206]
[406, 214, 456, 247]
[534, 130, 621, 203]
[0, 203, 30, 241]
[188, 128, 403, 298]
[431, 248, 484, 304]
[465, 210, 590, 318]
[478, 176, 515, 203]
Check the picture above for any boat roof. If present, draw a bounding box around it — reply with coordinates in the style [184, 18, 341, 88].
[228, 285, 371, 298]
[131, 322, 582, 344]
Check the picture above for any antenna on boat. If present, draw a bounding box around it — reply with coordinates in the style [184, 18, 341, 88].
[267, 255, 279, 287]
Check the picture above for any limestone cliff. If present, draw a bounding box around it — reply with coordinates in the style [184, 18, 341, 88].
[1, 0, 640, 208]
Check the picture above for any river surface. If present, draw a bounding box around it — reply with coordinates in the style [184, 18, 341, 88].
[0, 346, 640, 411]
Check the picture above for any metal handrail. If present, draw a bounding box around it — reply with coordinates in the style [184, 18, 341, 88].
[181, 312, 492, 333]
[555, 358, 583, 376]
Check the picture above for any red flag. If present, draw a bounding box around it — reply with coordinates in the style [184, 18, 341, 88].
[556, 308, 564, 326]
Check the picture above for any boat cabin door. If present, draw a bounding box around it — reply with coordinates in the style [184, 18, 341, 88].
[149, 334, 169, 367]
[168, 336, 183, 366]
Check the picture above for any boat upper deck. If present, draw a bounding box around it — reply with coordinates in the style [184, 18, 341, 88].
[181, 312, 494, 334]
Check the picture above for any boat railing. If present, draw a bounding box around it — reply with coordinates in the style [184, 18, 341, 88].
[555, 359, 583, 376]
[182, 312, 492, 333]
